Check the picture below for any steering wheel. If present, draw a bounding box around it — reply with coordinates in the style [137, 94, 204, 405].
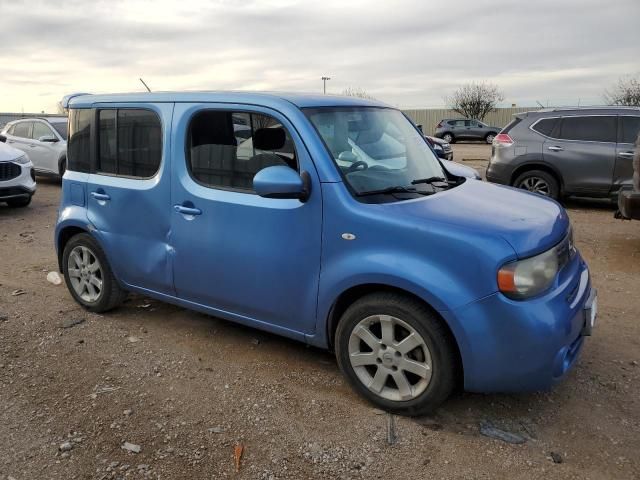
[346, 160, 368, 174]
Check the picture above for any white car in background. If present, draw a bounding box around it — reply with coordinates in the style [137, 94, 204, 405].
[0, 142, 36, 207]
[0, 116, 68, 177]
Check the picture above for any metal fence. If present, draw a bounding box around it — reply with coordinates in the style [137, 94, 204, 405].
[0, 112, 65, 129]
[402, 107, 537, 136]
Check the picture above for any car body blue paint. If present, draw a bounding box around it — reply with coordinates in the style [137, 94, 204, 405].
[56, 91, 594, 394]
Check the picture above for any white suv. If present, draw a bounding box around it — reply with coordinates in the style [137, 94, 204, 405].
[0, 142, 36, 207]
[0, 116, 68, 177]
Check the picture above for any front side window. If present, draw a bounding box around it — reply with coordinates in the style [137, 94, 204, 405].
[97, 109, 162, 178]
[620, 116, 640, 144]
[13, 121, 31, 138]
[187, 110, 297, 192]
[305, 107, 448, 201]
[559, 116, 617, 143]
[31, 122, 53, 140]
[68, 109, 91, 172]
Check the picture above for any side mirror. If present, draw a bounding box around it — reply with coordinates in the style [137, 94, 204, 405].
[338, 151, 357, 163]
[0, 134, 6, 143]
[38, 135, 58, 143]
[253, 166, 310, 202]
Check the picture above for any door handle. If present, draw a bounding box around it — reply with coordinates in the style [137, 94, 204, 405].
[618, 152, 634, 158]
[174, 205, 202, 216]
[548, 146, 564, 152]
[90, 191, 111, 201]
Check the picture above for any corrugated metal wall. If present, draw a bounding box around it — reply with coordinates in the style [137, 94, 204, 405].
[402, 107, 537, 136]
[0, 113, 65, 129]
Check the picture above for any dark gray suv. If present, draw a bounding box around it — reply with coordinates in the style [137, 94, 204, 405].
[486, 107, 640, 200]
[434, 118, 501, 144]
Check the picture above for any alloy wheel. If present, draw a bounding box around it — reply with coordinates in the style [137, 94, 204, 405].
[486, 134, 495, 144]
[518, 176, 550, 196]
[67, 245, 103, 303]
[348, 314, 433, 402]
[443, 134, 453, 143]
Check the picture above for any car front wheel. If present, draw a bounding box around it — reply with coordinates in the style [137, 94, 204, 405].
[6, 196, 32, 208]
[335, 292, 458, 416]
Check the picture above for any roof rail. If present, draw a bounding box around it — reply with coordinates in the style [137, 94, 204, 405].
[537, 105, 640, 112]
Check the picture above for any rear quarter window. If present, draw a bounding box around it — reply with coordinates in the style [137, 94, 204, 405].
[531, 118, 559, 137]
[68, 110, 91, 173]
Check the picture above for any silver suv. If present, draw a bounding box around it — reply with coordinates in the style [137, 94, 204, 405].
[434, 118, 501, 144]
[487, 107, 640, 200]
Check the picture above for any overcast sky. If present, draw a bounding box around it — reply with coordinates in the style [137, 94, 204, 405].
[0, 0, 638, 112]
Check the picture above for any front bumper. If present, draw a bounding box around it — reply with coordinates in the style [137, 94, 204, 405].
[0, 163, 36, 200]
[444, 252, 594, 393]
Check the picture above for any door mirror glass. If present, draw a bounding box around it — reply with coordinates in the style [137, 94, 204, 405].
[38, 135, 58, 143]
[253, 165, 308, 201]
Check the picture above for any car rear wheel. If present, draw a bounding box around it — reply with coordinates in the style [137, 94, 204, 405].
[6, 196, 31, 208]
[514, 169, 560, 200]
[59, 158, 66, 178]
[62, 233, 127, 312]
[442, 133, 454, 143]
[485, 133, 496, 144]
[335, 292, 457, 416]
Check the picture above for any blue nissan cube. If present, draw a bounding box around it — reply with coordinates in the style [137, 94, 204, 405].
[55, 92, 597, 415]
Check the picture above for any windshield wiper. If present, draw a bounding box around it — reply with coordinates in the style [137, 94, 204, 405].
[410, 176, 448, 185]
[356, 185, 432, 197]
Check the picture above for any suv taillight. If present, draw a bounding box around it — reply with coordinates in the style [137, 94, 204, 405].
[493, 133, 514, 146]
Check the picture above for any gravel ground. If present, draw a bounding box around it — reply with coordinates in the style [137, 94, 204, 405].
[1, 151, 639, 479]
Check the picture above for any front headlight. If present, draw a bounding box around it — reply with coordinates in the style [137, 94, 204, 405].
[498, 246, 559, 299]
[14, 155, 30, 165]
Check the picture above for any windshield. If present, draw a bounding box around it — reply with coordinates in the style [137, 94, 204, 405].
[51, 121, 68, 140]
[304, 107, 446, 198]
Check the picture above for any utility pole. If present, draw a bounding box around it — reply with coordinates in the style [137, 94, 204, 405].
[321, 76, 331, 94]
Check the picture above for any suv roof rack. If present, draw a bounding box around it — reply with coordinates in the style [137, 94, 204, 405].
[537, 105, 640, 112]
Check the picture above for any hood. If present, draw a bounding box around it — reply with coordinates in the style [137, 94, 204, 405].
[0, 142, 25, 162]
[381, 180, 569, 258]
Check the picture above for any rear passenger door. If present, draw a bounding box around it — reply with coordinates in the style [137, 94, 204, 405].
[86, 104, 175, 295]
[543, 115, 617, 195]
[614, 115, 640, 191]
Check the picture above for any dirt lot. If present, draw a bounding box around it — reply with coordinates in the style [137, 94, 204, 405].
[1, 147, 639, 479]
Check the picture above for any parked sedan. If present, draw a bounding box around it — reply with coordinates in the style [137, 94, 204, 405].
[435, 118, 501, 144]
[0, 116, 68, 177]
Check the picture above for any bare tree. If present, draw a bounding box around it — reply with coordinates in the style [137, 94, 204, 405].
[445, 82, 504, 120]
[342, 87, 376, 100]
[604, 76, 640, 106]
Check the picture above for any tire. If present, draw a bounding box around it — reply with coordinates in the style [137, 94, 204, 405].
[335, 292, 458, 416]
[485, 132, 497, 144]
[62, 233, 127, 312]
[513, 169, 560, 200]
[6, 196, 31, 208]
[59, 158, 66, 178]
[442, 133, 454, 144]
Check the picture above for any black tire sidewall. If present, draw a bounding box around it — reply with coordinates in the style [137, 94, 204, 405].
[7, 196, 31, 207]
[514, 169, 560, 200]
[62, 233, 116, 312]
[443, 133, 454, 143]
[335, 294, 456, 416]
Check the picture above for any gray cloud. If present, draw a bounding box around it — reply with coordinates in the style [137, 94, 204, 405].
[0, 0, 638, 111]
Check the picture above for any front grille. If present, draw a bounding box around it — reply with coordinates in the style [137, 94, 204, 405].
[0, 162, 21, 181]
[556, 229, 575, 271]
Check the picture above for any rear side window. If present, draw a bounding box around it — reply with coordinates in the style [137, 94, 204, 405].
[187, 110, 297, 192]
[531, 118, 558, 137]
[558, 116, 617, 143]
[97, 109, 162, 178]
[13, 122, 31, 138]
[620, 116, 640, 144]
[68, 109, 91, 173]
